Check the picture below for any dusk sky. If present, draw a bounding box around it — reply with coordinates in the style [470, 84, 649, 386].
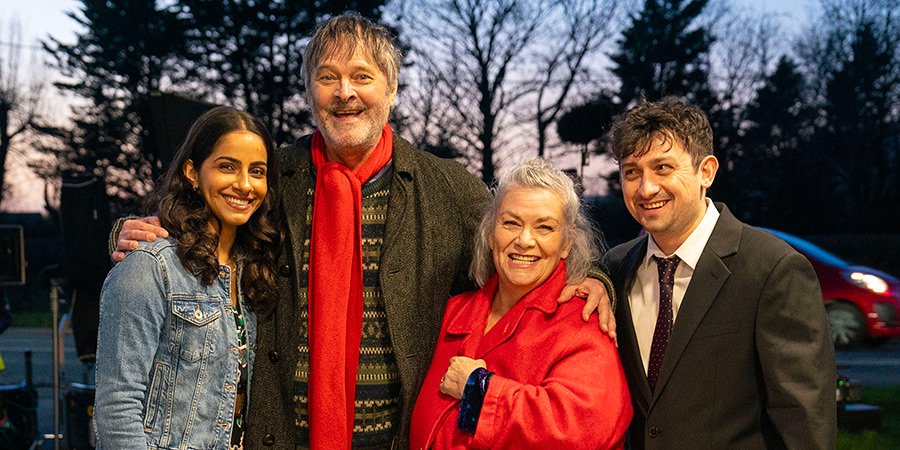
[2, 0, 820, 54]
[0, 0, 822, 213]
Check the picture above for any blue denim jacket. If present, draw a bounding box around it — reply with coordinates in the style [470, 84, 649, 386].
[95, 237, 257, 449]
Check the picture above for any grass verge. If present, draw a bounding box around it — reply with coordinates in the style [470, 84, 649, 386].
[10, 311, 54, 328]
[839, 385, 900, 449]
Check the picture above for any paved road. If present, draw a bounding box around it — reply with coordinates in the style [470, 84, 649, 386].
[2, 327, 899, 448]
[836, 338, 900, 387]
[1, 327, 90, 449]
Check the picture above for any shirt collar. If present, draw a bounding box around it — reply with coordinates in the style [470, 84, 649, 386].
[641, 199, 720, 271]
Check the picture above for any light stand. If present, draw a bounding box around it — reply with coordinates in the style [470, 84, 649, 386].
[39, 265, 65, 450]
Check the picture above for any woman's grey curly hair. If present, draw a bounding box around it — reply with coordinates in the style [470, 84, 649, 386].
[469, 158, 600, 287]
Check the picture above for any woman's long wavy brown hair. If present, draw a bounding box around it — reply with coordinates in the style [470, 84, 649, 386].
[144, 106, 281, 316]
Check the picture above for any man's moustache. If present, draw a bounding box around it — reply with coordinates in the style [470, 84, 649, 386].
[326, 101, 366, 113]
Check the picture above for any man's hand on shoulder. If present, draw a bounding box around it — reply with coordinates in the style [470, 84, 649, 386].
[558, 278, 618, 344]
[112, 217, 169, 262]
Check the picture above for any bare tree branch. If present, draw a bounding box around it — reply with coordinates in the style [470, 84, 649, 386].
[0, 19, 49, 209]
[530, 0, 622, 158]
[394, 0, 621, 184]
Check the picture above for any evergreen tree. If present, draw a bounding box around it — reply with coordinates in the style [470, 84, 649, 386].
[819, 20, 898, 233]
[43, 0, 185, 215]
[42, 1, 388, 215]
[611, 0, 714, 108]
[556, 95, 616, 153]
[737, 56, 816, 231]
[175, 0, 386, 144]
[745, 57, 809, 161]
[557, 93, 617, 179]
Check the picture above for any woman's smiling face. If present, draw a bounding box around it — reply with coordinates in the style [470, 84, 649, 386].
[183, 131, 269, 235]
[490, 187, 572, 301]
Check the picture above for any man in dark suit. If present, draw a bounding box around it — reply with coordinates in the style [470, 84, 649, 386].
[603, 97, 836, 449]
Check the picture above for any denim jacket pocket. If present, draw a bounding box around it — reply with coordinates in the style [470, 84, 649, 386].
[171, 295, 224, 362]
[142, 362, 167, 430]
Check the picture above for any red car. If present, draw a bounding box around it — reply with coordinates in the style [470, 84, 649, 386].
[763, 228, 900, 348]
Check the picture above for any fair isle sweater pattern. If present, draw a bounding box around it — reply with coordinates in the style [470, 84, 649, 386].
[292, 168, 400, 449]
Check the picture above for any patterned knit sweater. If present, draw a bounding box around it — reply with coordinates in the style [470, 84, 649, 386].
[292, 165, 400, 449]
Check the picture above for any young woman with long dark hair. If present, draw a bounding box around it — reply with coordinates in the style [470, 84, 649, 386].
[95, 106, 280, 450]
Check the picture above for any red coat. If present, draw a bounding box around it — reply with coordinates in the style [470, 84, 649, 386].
[409, 262, 632, 449]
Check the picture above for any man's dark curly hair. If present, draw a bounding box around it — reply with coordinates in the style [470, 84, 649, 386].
[144, 106, 281, 316]
[609, 97, 713, 169]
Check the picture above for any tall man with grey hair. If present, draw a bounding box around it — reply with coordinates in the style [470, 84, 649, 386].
[245, 14, 478, 448]
[113, 12, 614, 449]
[603, 97, 836, 449]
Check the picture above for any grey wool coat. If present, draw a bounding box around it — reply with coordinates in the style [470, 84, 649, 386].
[244, 134, 491, 449]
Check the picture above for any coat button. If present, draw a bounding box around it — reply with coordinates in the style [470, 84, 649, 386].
[279, 264, 291, 277]
[263, 434, 275, 446]
[268, 350, 280, 363]
[648, 426, 660, 438]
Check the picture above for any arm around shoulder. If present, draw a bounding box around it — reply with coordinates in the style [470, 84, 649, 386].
[108, 216, 168, 263]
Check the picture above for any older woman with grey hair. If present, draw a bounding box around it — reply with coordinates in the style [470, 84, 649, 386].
[410, 159, 632, 449]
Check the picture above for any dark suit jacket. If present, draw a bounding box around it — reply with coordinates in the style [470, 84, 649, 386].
[604, 204, 836, 450]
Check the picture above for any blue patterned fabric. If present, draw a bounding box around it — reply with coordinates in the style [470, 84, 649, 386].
[457, 368, 494, 434]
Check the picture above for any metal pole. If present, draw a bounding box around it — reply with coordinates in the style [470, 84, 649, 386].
[24, 349, 33, 390]
[46, 279, 62, 449]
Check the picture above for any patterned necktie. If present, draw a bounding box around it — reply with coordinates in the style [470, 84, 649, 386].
[648, 255, 681, 392]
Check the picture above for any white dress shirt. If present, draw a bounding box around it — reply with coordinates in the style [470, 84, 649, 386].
[628, 199, 720, 375]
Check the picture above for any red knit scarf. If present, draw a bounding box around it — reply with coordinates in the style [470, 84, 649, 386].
[309, 125, 393, 449]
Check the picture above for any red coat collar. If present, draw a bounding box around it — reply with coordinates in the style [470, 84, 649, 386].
[445, 261, 568, 351]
